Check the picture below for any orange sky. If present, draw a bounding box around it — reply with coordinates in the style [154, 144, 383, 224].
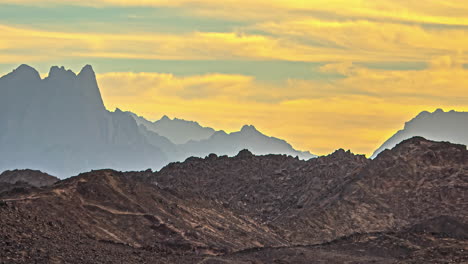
[1, 0, 468, 155]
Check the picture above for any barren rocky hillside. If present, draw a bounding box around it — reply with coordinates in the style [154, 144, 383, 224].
[1, 137, 467, 263]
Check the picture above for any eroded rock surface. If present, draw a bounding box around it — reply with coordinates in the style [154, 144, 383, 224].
[1, 137, 467, 263]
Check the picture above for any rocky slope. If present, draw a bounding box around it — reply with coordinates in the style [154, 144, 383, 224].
[1, 137, 467, 263]
[152, 149, 367, 226]
[0, 169, 58, 195]
[0, 170, 287, 263]
[0, 169, 58, 187]
[151, 137, 468, 245]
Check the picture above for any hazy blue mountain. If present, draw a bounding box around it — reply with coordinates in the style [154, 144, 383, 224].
[0, 65, 168, 177]
[0, 64, 316, 177]
[178, 125, 316, 160]
[129, 113, 316, 161]
[129, 113, 216, 144]
[371, 109, 468, 158]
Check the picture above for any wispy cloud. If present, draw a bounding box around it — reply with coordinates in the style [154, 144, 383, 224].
[1, 21, 467, 64]
[97, 58, 468, 155]
[1, 1, 468, 154]
[5, 0, 468, 26]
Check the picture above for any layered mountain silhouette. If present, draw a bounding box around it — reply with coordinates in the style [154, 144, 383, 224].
[131, 113, 315, 161]
[0, 65, 168, 176]
[372, 109, 468, 158]
[0, 65, 314, 177]
[130, 113, 216, 144]
[0, 138, 466, 263]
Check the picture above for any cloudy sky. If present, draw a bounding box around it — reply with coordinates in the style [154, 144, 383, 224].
[1, 0, 468, 155]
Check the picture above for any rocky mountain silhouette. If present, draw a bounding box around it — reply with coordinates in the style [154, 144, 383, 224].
[130, 113, 316, 160]
[130, 113, 216, 144]
[372, 108, 468, 158]
[0, 65, 168, 177]
[175, 125, 315, 161]
[0, 65, 315, 177]
[1, 137, 466, 263]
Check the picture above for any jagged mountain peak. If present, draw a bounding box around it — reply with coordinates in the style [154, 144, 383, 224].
[77, 64, 97, 81]
[328, 148, 352, 158]
[405, 108, 460, 127]
[1, 64, 316, 175]
[1, 64, 41, 81]
[240, 124, 259, 133]
[131, 112, 217, 144]
[114, 108, 124, 113]
[15, 64, 39, 75]
[78, 64, 94, 75]
[46, 65, 97, 82]
[160, 115, 171, 121]
[47, 65, 76, 79]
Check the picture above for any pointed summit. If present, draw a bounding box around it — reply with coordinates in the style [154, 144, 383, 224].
[240, 125, 257, 132]
[3, 64, 41, 81]
[160, 115, 171, 121]
[15, 64, 38, 74]
[78, 64, 95, 78]
[75, 64, 105, 111]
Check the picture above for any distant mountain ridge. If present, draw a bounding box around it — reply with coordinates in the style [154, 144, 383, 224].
[372, 109, 468, 158]
[0, 65, 315, 177]
[177, 124, 315, 160]
[130, 113, 216, 144]
[130, 113, 315, 160]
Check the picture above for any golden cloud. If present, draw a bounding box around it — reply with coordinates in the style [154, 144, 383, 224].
[5, 0, 468, 26]
[2, 21, 467, 64]
[2, 0, 468, 155]
[96, 59, 468, 156]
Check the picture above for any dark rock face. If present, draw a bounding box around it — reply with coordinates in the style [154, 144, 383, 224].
[152, 147, 369, 234]
[0, 170, 286, 263]
[0, 169, 58, 187]
[1, 138, 467, 263]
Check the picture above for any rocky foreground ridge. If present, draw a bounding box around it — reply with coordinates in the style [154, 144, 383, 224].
[0, 137, 467, 263]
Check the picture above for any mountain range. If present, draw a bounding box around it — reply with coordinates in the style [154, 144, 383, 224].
[0, 65, 314, 177]
[372, 108, 468, 158]
[1, 64, 467, 263]
[0, 137, 466, 263]
[3, 64, 468, 177]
